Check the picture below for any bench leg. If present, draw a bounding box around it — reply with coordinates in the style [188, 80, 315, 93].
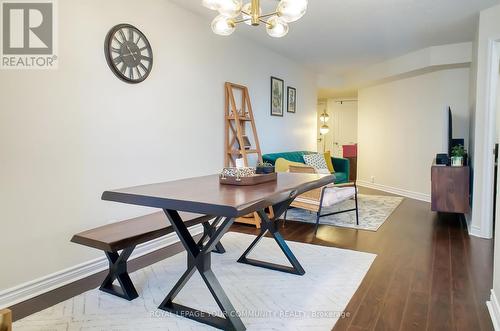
[99, 246, 139, 301]
[197, 218, 226, 254]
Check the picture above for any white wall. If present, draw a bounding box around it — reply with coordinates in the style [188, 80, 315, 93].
[496, 67, 500, 292]
[497, 67, 500, 140]
[491, 60, 500, 331]
[0, 0, 318, 292]
[469, 4, 500, 240]
[357, 68, 470, 198]
[345, 42, 472, 89]
[317, 42, 473, 91]
[468, 18, 479, 174]
[478, 6, 500, 325]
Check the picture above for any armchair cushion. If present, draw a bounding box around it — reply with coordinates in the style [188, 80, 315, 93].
[294, 186, 356, 207]
[303, 153, 329, 171]
[275, 158, 310, 172]
[332, 172, 348, 183]
[322, 187, 356, 207]
[324, 151, 335, 173]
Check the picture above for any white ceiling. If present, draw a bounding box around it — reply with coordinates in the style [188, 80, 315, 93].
[171, 0, 499, 76]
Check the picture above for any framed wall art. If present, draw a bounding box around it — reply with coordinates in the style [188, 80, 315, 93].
[270, 76, 284, 116]
[287, 86, 296, 113]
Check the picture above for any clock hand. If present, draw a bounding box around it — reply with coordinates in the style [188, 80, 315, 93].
[122, 51, 140, 60]
[125, 45, 137, 62]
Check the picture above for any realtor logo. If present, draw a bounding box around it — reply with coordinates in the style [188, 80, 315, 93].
[1, 0, 57, 69]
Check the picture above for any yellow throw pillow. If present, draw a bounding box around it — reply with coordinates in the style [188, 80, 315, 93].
[275, 158, 309, 172]
[324, 151, 335, 173]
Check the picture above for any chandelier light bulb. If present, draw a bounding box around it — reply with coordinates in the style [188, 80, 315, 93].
[277, 0, 308, 23]
[320, 124, 330, 135]
[218, 0, 243, 18]
[242, 2, 261, 26]
[211, 15, 236, 36]
[320, 112, 330, 122]
[266, 16, 289, 38]
[202, 0, 223, 10]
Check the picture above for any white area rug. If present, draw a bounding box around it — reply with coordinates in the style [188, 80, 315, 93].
[285, 194, 403, 231]
[14, 232, 376, 331]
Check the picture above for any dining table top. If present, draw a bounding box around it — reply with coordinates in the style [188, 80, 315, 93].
[102, 172, 334, 218]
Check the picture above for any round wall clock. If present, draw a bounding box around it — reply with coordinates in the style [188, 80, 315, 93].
[104, 24, 153, 84]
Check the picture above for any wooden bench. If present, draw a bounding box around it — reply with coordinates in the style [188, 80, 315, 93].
[71, 211, 225, 301]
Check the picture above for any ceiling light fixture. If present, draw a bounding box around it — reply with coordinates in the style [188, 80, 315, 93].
[320, 111, 330, 123]
[204, 0, 308, 38]
[320, 124, 330, 135]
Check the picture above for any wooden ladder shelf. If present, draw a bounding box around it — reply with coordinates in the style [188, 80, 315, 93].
[225, 82, 269, 228]
[0, 309, 12, 331]
[224, 82, 262, 167]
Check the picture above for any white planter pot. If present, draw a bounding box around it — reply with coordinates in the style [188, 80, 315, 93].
[451, 156, 463, 167]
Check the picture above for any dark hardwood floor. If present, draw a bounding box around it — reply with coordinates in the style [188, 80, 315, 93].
[10, 188, 494, 331]
[230, 188, 494, 331]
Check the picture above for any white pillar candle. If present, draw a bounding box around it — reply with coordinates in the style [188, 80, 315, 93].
[235, 158, 245, 168]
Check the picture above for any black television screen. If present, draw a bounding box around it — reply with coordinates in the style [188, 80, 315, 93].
[448, 107, 452, 159]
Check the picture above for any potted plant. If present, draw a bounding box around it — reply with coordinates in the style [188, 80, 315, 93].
[256, 162, 275, 174]
[451, 144, 465, 166]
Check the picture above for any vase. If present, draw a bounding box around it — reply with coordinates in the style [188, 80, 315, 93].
[451, 156, 463, 167]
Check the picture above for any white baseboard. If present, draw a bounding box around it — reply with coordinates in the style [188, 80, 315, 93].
[469, 224, 486, 238]
[487, 289, 500, 330]
[0, 224, 203, 310]
[357, 180, 431, 202]
[464, 212, 472, 233]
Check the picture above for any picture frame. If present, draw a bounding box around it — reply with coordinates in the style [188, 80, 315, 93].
[287, 86, 296, 113]
[270, 76, 284, 117]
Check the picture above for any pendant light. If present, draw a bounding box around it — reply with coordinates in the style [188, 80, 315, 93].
[204, 0, 308, 37]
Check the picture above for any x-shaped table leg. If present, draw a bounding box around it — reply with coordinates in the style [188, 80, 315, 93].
[100, 246, 139, 301]
[197, 217, 226, 254]
[158, 210, 245, 331]
[237, 198, 305, 275]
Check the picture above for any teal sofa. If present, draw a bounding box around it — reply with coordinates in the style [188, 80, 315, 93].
[262, 151, 350, 184]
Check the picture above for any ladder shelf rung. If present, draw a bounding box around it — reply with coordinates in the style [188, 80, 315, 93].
[227, 149, 258, 154]
[226, 116, 253, 121]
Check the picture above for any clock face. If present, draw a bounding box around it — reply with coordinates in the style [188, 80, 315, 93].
[105, 24, 153, 84]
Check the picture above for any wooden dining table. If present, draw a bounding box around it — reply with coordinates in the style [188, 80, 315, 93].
[102, 172, 334, 331]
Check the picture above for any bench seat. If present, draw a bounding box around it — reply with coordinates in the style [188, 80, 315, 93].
[71, 211, 222, 301]
[71, 211, 212, 252]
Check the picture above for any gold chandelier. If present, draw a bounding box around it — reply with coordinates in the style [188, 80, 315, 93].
[203, 0, 308, 38]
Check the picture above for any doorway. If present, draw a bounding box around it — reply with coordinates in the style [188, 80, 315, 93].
[329, 99, 358, 158]
[317, 100, 328, 152]
[317, 98, 358, 181]
[317, 99, 358, 156]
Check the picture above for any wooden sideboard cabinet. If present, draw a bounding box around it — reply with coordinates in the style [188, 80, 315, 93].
[431, 162, 470, 213]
